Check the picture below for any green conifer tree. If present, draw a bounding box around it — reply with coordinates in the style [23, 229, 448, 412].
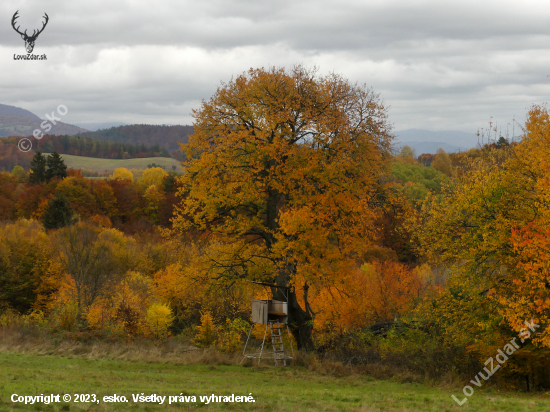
[42, 194, 75, 230]
[29, 151, 47, 184]
[45, 152, 68, 181]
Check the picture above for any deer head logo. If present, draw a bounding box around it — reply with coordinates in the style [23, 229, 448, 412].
[11, 11, 49, 54]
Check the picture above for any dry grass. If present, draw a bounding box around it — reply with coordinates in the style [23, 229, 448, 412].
[0, 326, 443, 383]
[0, 326, 239, 366]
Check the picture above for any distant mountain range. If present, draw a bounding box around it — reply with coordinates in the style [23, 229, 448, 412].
[0, 103, 89, 137]
[393, 129, 481, 155]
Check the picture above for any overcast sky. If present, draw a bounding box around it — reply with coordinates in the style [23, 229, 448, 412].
[1, 0, 549, 134]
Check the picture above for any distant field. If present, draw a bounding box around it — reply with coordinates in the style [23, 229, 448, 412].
[1, 352, 549, 411]
[43, 153, 184, 173]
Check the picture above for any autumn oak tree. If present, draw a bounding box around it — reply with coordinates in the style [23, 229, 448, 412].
[170, 66, 393, 350]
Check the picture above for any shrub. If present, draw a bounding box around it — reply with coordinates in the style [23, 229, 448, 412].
[0, 308, 22, 328]
[52, 301, 78, 331]
[218, 318, 248, 353]
[145, 303, 174, 338]
[194, 311, 217, 347]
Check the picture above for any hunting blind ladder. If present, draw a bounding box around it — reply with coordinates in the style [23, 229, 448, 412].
[242, 281, 294, 366]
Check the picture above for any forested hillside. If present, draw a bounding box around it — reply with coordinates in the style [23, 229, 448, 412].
[78, 124, 193, 152]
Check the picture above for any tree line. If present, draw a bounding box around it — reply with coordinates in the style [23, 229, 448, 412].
[0, 135, 174, 173]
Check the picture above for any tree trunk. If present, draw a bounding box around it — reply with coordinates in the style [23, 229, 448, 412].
[287, 289, 315, 351]
[273, 265, 315, 352]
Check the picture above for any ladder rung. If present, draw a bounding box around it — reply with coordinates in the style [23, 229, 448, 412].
[262, 323, 290, 367]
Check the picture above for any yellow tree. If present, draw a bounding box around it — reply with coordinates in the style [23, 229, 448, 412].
[170, 65, 393, 349]
[111, 168, 133, 181]
[418, 148, 527, 347]
[139, 167, 167, 191]
[145, 302, 174, 338]
[143, 184, 164, 223]
[431, 148, 453, 177]
[0, 219, 61, 314]
[397, 145, 417, 165]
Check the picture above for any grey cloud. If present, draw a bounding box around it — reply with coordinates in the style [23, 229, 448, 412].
[3, 1, 550, 50]
[0, 0, 549, 135]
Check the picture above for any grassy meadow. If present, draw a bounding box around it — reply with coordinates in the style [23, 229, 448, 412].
[0, 349, 549, 412]
[42, 153, 184, 173]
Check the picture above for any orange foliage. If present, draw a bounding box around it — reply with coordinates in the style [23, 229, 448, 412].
[16, 184, 54, 219]
[90, 180, 118, 219]
[311, 261, 426, 331]
[90, 214, 112, 228]
[502, 223, 550, 346]
[52, 274, 78, 308]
